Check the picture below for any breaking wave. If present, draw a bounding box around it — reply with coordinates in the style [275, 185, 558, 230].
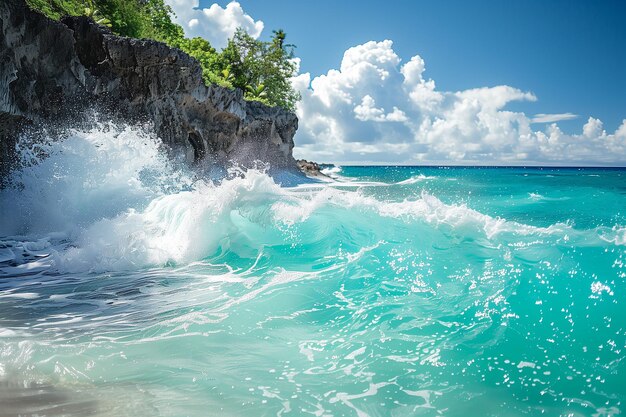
[1, 123, 624, 276]
[1, 121, 624, 416]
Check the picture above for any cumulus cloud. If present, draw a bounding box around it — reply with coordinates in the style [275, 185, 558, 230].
[532, 113, 578, 123]
[354, 96, 408, 122]
[165, 0, 263, 49]
[293, 40, 626, 165]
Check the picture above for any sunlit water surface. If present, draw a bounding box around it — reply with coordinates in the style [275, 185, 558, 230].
[0, 124, 624, 416]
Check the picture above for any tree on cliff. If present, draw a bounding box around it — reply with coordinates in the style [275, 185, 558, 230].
[25, 0, 301, 111]
[272, 29, 287, 50]
[220, 29, 300, 111]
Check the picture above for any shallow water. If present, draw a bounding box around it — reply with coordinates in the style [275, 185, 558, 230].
[1, 125, 625, 416]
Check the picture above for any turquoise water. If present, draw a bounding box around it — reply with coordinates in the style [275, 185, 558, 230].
[0, 125, 625, 416]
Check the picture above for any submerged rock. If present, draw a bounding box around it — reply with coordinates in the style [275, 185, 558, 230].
[0, 0, 299, 180]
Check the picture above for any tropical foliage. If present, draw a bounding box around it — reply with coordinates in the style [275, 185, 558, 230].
[220, 29, 300, 109]
[26, 0, 300, 111]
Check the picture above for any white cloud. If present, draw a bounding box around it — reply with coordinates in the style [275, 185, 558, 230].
[354, 95, 408, 122]
[165, 0, 264, 49]
[401, 55, 443, 112]
[582, 117, 604, 138]
[617, 120, 626, 138]
[293, 40, 626, 165]
[532, 113, 578, 123]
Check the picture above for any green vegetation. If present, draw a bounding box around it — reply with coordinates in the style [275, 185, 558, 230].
[220, 29, 300, 110]
[82, 0, 110, 27]
[25, 0, 301, 111]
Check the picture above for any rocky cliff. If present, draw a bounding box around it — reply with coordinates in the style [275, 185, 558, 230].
[0, 0, 299, 181]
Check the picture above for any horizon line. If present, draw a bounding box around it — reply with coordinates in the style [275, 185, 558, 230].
[315, 164, 626, 169]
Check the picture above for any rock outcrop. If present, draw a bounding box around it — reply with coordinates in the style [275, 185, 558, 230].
[297, 159, 332, 181]
[0, 0, 299, 181]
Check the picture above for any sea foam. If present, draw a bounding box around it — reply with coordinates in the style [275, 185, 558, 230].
[1, 122, 624, 276]
[1, 122, 625, 416]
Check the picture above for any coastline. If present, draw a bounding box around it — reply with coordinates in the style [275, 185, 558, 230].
[0, 0, 624, 415]
[0, 0, 300, 182]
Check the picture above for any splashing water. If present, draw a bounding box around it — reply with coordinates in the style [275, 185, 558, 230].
[1, 124, 625, 416]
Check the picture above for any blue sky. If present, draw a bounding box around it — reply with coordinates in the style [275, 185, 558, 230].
[171, 0, 626, 164]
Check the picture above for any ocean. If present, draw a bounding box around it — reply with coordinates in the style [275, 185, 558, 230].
[0, 124, 624, 416]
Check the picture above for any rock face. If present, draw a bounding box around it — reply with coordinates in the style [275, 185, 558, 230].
[0, 0, 299, 181]
[297, 159, 322, 176]
[297, 159, 332, 181]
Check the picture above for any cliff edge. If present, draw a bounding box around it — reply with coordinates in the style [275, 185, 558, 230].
[0, 0, 299, 181]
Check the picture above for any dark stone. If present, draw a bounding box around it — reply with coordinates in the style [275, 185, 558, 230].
[0, 0, 300, 181]
[297, 159, 331, 180]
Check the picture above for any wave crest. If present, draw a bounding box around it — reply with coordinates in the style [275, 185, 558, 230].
[1, 124, 624, 275]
